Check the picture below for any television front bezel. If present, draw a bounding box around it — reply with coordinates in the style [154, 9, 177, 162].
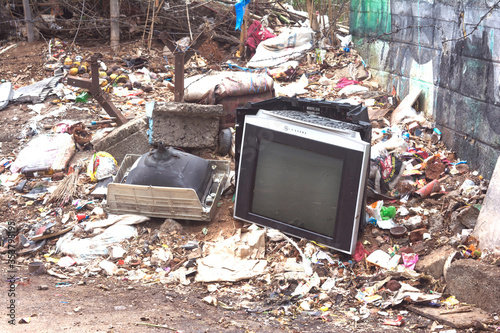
[234, 113, 370, 254]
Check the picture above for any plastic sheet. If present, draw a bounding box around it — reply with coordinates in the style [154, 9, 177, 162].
[12, 72, 63, 103]
[0, 82, 13, 110]
[56, 214, 149, 263]
[234, 0, 251, 30]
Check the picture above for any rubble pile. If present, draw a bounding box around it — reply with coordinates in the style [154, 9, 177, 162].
[0, 9, 499, 331]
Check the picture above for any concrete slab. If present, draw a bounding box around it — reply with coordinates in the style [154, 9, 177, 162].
[450, 206, 480, 234]
[93, 115, 150, 164]
[445, 259, 500, 313]
[152, 102, 224, 149]
[473, 156, 500, 254]
[415, 245, 455, 279]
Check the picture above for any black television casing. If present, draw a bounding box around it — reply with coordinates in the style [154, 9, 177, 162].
[234, 97, 372, 253]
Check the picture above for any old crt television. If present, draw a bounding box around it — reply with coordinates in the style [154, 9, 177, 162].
[234, 98, 371, 254]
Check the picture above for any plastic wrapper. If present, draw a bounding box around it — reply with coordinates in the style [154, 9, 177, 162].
[459, 179, 480, 198]
[368, 154, 409, 198]
[366, 201, 397, 229]
[11, 133, 75, 174]
[87, 151, 118, 181]
[401, 253, 418, 270]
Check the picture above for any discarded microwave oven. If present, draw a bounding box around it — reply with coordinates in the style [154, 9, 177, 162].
[234, 97, 371, 254]
[107, 145, 230, 221]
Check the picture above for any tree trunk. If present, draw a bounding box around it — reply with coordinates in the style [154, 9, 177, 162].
[22, 0, 34, 42]
[110, 0, 120, 51]
[306, 0, 320, 32]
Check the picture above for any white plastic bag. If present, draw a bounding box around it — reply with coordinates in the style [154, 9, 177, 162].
[247, 27, 314, 68]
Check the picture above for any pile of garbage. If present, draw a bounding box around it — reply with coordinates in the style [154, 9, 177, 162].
[0, 15, 499, 331]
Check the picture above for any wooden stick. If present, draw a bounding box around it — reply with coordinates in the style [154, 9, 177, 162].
[31, 223, 77, 241]
[146, 0, 166, 49]
[439, 306, 472, 315]
[186, 2, 193, 41]
[155, 0, 166, 16]
[0, 44, 17, 55]
[136, 322, 176, 330]
[239, 8, 249, 58]
[147, 2, 157, 50]
[142, 0, 152, 43]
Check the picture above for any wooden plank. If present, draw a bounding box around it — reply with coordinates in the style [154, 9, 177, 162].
[406, 305, 493, 329]
[390, 89, 422, 125]
[368, 106, 392, 120]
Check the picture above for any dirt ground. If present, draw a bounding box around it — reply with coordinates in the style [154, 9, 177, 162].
[3, 268, 419, 333]
[1, 196, 436, 333]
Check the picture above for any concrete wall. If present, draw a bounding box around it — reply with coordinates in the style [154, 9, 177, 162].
[350, 0, 500, 179]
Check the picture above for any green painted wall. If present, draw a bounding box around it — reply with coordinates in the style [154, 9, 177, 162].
[349, 0, 391, 39]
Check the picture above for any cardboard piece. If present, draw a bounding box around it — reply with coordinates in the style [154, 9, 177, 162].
[391, 89, 422, 125]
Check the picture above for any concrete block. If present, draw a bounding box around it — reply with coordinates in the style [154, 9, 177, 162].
[93, 116, 150, 164]
[459, 57, 490, 101]
[445, 259, 500, 313]
[428, 213, 444, 234]
[473, 156, 500, 253]
[415, 245, 455, 279]
[152, 102, 224, 149]
[412, 18, 435, 47]
[450, 206, 480, 234]
[391, 15, 414, 43]
[476, 143, 500, 180]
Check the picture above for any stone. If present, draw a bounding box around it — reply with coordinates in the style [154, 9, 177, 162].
[428, 213, 444, 234]
[473, 156, 500, 254]
[152, 102, 224, 149]
[409, 228, 428, 242]
[402, 215, 424, 230]
[385, 279, 401, 291]
[159, 218, 184, 235]
[415, 245, 455, 279]
[93, 116, 150, 164]
[450, 206, 480, 234]
[445, 259, 500, 313]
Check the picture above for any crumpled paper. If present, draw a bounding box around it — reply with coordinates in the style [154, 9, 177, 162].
[195, 228, 267, 282]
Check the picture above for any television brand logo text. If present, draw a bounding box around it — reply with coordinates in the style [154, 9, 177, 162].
[283, 126, 307, 135]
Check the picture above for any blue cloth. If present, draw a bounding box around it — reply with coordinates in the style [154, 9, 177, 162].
[235, 0, 251, 30]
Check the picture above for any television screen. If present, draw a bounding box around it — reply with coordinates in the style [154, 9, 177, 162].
[252, 139, 343, 237]
[234, 111, 370, 254]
